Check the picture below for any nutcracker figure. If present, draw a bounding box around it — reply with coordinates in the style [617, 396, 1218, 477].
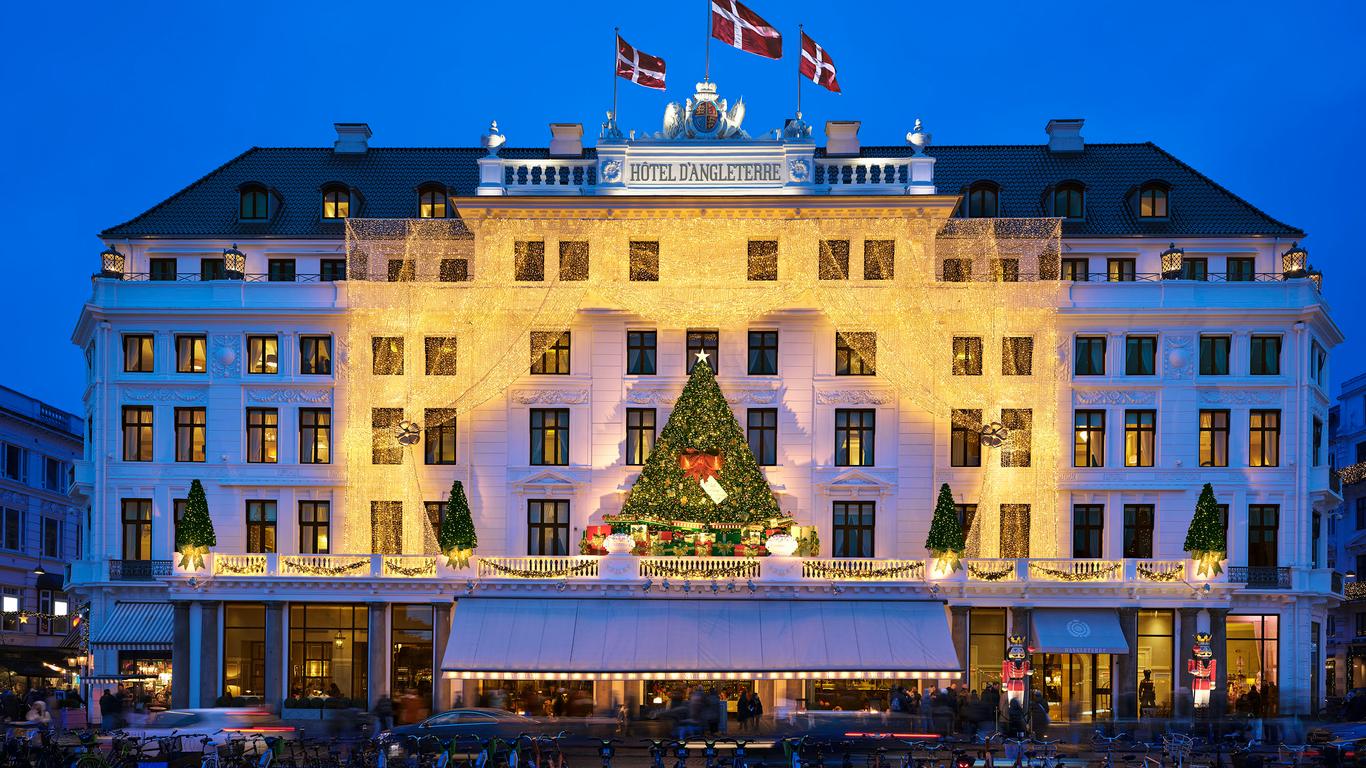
[1188, 631, 1217, 710]
[1002, 634, 1030, 708]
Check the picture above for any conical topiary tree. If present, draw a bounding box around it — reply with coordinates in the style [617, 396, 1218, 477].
[1183, 483, 1227, 576]
[925, 483, 967, 572]
[619, 355, 781, 525]
[439, 480, 477, 567]
[176, 479, 217, 569]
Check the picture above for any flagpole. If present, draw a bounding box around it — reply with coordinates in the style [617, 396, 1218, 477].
[796, 24, 803, 118]
[612, 27, 619, 123]
[703, 0, 711, 82]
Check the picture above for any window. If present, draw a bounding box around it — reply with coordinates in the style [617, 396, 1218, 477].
[559, 241, 589, 281]
[747, 240, 778, 281]
[424, 409, 457, 465]
[1000, 504, 1030, 558]
[1001, 408, 1032, 467]
[322, 185, 350, 219]
[297, 500, 333, 554]
[247, 335, 279, 375]
[0, 507, 22, 551]
[1072, 504, 1104, 558]
[1250, 335, 1282, 375]
[966, 182, 999, 218]
[1074, 336, 1106, 375]
[748, 331, 778, 375]
[531, 331, 571, 375]
[1199, 410, 1229, 467]
[1138, 185, 1168, 218]
[1200, 336, 1231, 375]
[424, 337, 457, 376]
[835, 332, 875, 376]
[835, 409, 875, 467]
[176, 335, 206, 373]
[201, 257, 227, 281]
[173, 498, 187, 546]
[424, 502, 445, 551]
[528, 500, 570, 555]
[246, 408, 278, 464]
[747, 408, 777, 466]
[943, 258, 973, 282]
[1313, 416, 1324, 467]
[952, 337, 983, 376]
[863, 240, 894, 280]
[950, 409, 982, 467]
[1227, 257, 1256, 282]
[992, 258, 1019, 282]
[124, 334, 154, 373]
[2, 445, 24, 483]
[1061, 257, 1089, 281]
[245, 501, 277, 554]
[300, 336, 332, 375]
[320, 259, 347, 282]
[299, 408, 331, 464]
[1125, 336, 1156, 375]
[1312, 340, 1328, 386]
[371, 408, 404, 465]
[1248, 504, 1279, 567]
[37, 591, 68, 635]
[819, 240, 850, 280]
[372, 336, 404, 375]
[149, 258, 177, 281]
[238, 185, 269, 220]
[1053, 182, 1085, 220]
[629, 241, 659, 281]
[439, 258, 469, 282]
[0, 589, 18, 631]
[1249, 409, 1281, 467]
[625, 409, 656, 466]
[626, 331, 656, 375]
[288, 604, 368, 701]
[1356, 498, 1365, 531]
[223, 604, 266, 697]
[174, 407, 206, 462]
[42, 456, 65, 491]
[514, 241, 545, 281]
[687, 330, 719, 374]
[530, 409, 570, 466]
[956, 505, 978, 553]
[268, 258, 296, 282]
[121, 499, 151, 560]
[1124, 504, 1155, 558]
[1108, 258, 1136, 282]
[1002, 337, 1033, 376]
[417, 185, 447, 218]
[387, 259, 415, 282]
[1124, 410, 1156, 467]
[122, 406, 153, 461]
[1074, 410, 1105, 467]
[1180, 257, 1208, 281]
[832, 501, 875, 558]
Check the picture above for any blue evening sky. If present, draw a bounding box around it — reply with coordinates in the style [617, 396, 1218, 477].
[2, 0, 1362, 412]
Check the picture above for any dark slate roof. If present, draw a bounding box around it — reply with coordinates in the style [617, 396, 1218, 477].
[101, 142, 1300, 240]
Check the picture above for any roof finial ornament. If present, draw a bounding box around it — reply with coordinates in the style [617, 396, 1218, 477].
[907, 118, 931, 156]
[601, 110, 624, 141]
[481, 120, 506, 157]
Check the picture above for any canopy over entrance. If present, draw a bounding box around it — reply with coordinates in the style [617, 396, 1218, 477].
[1031, 609, 1129, 654]
[441, 598, 960, 679]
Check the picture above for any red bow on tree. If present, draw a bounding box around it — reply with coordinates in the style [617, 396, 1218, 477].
[678, 449, 723, 483]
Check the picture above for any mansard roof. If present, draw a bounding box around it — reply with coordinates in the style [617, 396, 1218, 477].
[100, 142, 1301, 240]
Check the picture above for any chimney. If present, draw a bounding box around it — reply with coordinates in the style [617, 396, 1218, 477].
[333, 123, 372, 154]
[824, 121, 861, 157]
[549, 123, 584, 158]
[1045, 118, 1085, 153]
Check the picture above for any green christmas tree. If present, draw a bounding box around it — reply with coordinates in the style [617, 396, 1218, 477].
[619, 355, 781, 525]
[925, 483, 967, 571]
[176, 479, 217, 569]
[439, 479, 478, 566]
[1183, 483, 1227, 576]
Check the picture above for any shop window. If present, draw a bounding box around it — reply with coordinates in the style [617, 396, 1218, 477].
[224, 604, 266, 700]
[968, 608, 1007, 693]
[288, 604, 368, 703]
[1137, 610, 1174, 717]
[391, 605, 435, 723]
[1226, 614, 1279, 716]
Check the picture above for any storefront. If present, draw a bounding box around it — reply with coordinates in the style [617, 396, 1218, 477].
[223, 604, 266, 702]
[391, 605, 434, 723]
[1030, 609, 1127, 723]
[117, 652, 173, 709]
[288, 604, 368, 704]
[968, 608, 1007, 693]
[480, 679, 597, 717]
[1136, 609, 1174, 718]
[1227, 614, 1279, 716]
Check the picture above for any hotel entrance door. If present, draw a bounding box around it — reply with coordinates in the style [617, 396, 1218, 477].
[1038, 653, 1112, 722]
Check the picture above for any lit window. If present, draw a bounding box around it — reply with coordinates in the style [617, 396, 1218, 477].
[174, 407, 206, 463]
[240, 185, 269, 220]
[371, 408, 404, 465]
[835, 409, 875, 467]
[300, 336, 333, 375]
[1199, 410, 1229, 467]
[247, 336, 279, 375]
[176, 335, 207, 374]
[124, 334, 154, 373]
[835, 332, 875, 376]
[530, 331, 571, 375]
[1250, 409, 1281, 467]
[1053, 182, 1085, 220]
[747, 241, 778, 281]
[424, 337, 458, 376]
[863, 240, 894, 280]
[1002, 337, 1033, 376]
[559, 242, 589, 281]
[246, 408, 279, 464]
[424, 408, 457, 465]
[530, 409, 570, 466]
[514, 241, 545, 281]
[322, 185, 350, 219]
[819, 240, 850, 280]
[417, 185, 447, 218]
[626, 408, 656, 466]
[629, 241, 659, 281]
[1138, 184, 1168, 218]
[952, 337, 982, 376]
[966, 182, 999, 218]
[1124, 409, 1156, 467]
[1074, 410, 1105, 467]
[372, 337, 404, 375]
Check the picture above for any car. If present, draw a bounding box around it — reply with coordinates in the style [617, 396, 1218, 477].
[386, 707, 542, 744]
[122, 708, 297, 752]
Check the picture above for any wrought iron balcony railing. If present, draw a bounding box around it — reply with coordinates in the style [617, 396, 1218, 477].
[109, 560, 172, 581]
[1227, 566, 1292, 589]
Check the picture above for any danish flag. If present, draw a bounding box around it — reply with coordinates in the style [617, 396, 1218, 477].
[799, 31, 841, 93]
[616, 34, 666, 90]
[711, 0, 782, 60]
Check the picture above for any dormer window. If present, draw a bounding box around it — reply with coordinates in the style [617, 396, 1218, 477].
[1138, 183, 1169, 218]
[322, 185, 351, 219]
[966, 182, 999, 218]
[239, 184, 269, 221]
[1053, 182, 1085, 221]
[418, 185, 448, 219]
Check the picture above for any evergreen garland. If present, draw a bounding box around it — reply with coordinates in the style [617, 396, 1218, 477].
[620, 357, 781, 525]
[176, 479, 217, 569]
[1183, 483, 1227, 575]
[925, 483, 966, 571]
[440, 480, 478, 566]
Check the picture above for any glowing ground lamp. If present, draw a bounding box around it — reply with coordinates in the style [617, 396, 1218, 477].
[100, 245, 126, 279]
[223, 244, 247, 280]
[1160, 243, 1184, 280]
[1281, 241, 1308, 279]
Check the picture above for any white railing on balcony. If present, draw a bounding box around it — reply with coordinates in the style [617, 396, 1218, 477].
[502, 160, 598, 194]
[280, 555, 371, 578]
[638, 557, 761, 580]
[815, 160, 913, 190]
[964, 559, 1018, 582]
[1028, 559, 1124, 582]
[213, 554, 269, 576]
[476, 556, 600, 579]
[382, 556, 438, 578]
[802, 559, 924, 581]
[1134, 559, 1186, 583]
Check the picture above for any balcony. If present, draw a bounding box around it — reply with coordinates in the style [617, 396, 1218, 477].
[1227, 566, 1292, 589]
[109, 560, 173, 581]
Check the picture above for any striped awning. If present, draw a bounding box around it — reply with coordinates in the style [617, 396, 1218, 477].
[91, 603, 173, 650]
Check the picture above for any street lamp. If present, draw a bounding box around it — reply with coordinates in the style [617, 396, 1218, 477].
[1160, 243, 1184, 279]
[223, 244, 247, 280]
[1281, 242, 1308, 278]
[100, 245, 126, 279]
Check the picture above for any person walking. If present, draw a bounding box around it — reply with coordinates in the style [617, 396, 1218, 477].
[373, 694, 394, 732]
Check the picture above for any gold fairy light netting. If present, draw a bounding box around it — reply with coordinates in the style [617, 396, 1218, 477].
[340, 209, 1064, 559]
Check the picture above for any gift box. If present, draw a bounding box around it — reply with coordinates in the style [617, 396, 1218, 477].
[586, 525, 611, 538]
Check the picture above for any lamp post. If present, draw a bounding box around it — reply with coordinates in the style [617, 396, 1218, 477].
[223, 244, 246, 280]
[1160, 243, 1184, 280]
[1281, 242, 1308, 279]
[100, 246, 126, 279]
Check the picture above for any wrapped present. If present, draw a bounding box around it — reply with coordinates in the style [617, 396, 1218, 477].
[586, 525, 611, 538]
[658, 531, 673, 541]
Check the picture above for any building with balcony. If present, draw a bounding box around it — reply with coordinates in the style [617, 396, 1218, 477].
[69, 92, 1343, 723]
[1326, 373, 1366, 700]
[0, 385, 82, 686]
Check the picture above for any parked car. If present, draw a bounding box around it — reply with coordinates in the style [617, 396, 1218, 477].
[124, 708, 297, 751]
[385, 708, 541, 744]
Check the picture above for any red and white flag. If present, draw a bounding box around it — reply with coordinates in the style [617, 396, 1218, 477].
[799, 31, 841, 93]
[616, 34, 666, 90]
[711, 0, 782, 60]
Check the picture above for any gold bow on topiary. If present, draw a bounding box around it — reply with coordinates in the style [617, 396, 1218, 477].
[177, 545, 209, 570]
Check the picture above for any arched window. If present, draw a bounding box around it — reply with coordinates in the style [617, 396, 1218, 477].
[1139, 183, 1169, 218]
[239, 185, 269, 220]
[1053, 182, 1085, 220]
[322, 185, 351, 219]
[966, 182, 999, 218]
[417, 185, 447, 219]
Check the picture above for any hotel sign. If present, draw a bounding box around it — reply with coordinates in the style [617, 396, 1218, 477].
[624, 160, 786, 186]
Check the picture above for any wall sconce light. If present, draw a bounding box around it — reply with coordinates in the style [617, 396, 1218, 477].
[100, 246, 126, 279]
[1281, 242, 1308, 278]
[1160, 243, 1184, 279]
[223, 244, 247, 279]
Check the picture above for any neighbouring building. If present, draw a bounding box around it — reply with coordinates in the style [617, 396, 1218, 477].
[69, 87, 1343, 722]
[1326, 373, 1366, 701]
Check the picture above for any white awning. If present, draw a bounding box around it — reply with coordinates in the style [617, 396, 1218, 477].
[1030, 609, 1129, 655]
[91, 602, 173, 650]
[441, 598, 960, 678]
